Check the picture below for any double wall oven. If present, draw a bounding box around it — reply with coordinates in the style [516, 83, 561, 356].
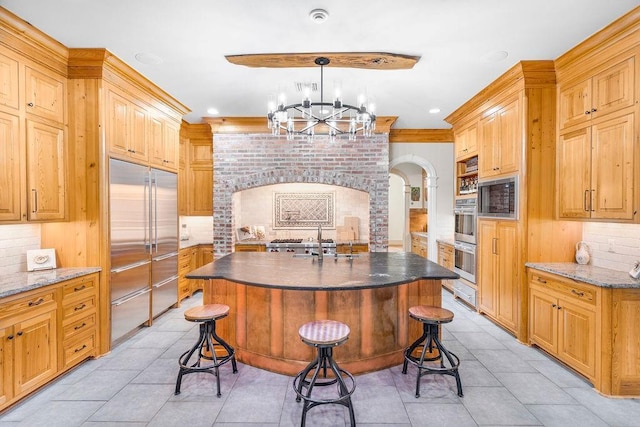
[453, 198, 477, 286]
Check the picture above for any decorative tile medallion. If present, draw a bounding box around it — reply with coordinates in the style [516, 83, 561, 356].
[274, 192, 335, 229]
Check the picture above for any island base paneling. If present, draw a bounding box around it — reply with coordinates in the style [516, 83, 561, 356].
[203, 278, 441, 376]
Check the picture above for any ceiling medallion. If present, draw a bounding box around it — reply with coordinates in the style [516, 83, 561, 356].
[267, 56, 376, 142]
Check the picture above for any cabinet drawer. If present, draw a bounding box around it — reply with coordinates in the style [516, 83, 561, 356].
[0, 291, 55, 319]
[61, 294, 97, 321]
[62, 313, 96, 341]
[61, 276, 96, 300]
[529, 272, 596, 305]
[63, 332, 96, 368]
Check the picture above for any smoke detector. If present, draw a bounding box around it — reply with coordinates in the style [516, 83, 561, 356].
[309, 9, 329, 24]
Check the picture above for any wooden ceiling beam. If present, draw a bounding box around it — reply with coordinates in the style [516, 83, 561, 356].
[225, 52, 420, 70]
[389, 129, 454, 143]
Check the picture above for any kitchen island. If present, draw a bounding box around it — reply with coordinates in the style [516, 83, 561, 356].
[186, 252, 458, 375]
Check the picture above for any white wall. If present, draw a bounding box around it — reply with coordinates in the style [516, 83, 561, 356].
[582, 222, 640, 272]
[0, 224, 41, 274]
[388, 174, 405, 243]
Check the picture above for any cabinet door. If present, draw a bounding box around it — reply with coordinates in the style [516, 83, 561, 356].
[0, 51, 19, 112]
[0, 112, 21, 221]
[479, 113, 498, 178]
[557, 127, 591, 219]
[592, 56, 635, 119]
[559, 78, 592, 130]
[13, 310, 57, 396]
[455, 122, 477, 160]
[497, 100, 520, 176]
[558, 299, 596, 378]
[189, 167, 213, 215]
[477, 220, 497, 317]
[529, 287, 558, 354]
[26, 120, 65, 221]
[496, 221, 518, 332]
[591, 113, 634, 220]
[24, 66, 64, 123]
[129, 103, 148, 163]
[149, 116, 164, 168]
[0, 325, 13, 406]
[162, 121, 179, 171]
[106, 90, 129, 157]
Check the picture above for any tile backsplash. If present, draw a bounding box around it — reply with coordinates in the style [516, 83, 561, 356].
[179, 216, 213, 246]
[582, 222, 640, 272]
[0, 224, 41, 274]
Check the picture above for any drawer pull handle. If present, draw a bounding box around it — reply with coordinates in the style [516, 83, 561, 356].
[74, 344, 87, 353]
[537, 278, 547, 284]
[74, 285, 86, 292]
[17, 331, 23, 336]
[75, 304, 87, 311]
[571, 289, 585, 297]
[28, 298, 45, 307]
[7, 335, 14, 340]
[74, 322, 87, 330]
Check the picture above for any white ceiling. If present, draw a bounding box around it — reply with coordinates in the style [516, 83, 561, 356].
[2, 0, 638, 129]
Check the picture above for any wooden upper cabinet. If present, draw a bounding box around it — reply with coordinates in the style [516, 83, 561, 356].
[0, 112, 21, 221]
[159, 120, 179, 171]
[26, 119, 66, 221]
[24, 65, 65, 124]
[558, 113, 634, 221]
[189, 167, 213, 215]
[106, 88, 149, 163]
[559, 55, 634, 130]
[0, 51, 19, 112]
[479, 99, 520, 179]
[454, 121, 477, 160]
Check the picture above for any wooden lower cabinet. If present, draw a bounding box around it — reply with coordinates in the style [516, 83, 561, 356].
[336, 243, 368, 254]
[234, 243, 266, 252]
[178, 245, 214, 303]
[411, 234, 428, 258]
[0, 272, 99, 411]
[527, 268, 640, 396]
[478, 220, 518, 333]
[529, 276, 596, 379]
[437, 241, 454, 292]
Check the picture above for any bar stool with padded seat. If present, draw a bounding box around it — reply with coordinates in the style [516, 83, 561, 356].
[293, 319, 356, 427]
[402, 305, 463, 398]
[175, 304, 238, 397]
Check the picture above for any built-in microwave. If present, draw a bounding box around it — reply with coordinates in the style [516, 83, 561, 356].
[477, 176, 518, 219]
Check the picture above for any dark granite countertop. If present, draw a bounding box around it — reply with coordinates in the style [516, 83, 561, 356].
[0, 267, 102, 299]
[526, 262, 640, 289]
[186, 252, 458, 291]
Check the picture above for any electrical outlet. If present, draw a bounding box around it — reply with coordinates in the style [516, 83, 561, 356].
[608, 239, 615, 253]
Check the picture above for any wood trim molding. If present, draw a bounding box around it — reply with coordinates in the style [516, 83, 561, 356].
[68, 48, 190, 118]
[0, 7, 68, 75]
[204, 116, 398, 134]
[389, 129, 453, 143]
[226, 52, 420, 70]
[444, 60, 555, 127]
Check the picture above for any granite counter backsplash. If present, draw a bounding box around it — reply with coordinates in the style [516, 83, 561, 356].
[0, 267, 101, 299]
[526, 262, 640, 289]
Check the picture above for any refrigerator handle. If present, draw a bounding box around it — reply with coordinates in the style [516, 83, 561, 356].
[144, 173, 151, 255]
[153, 173, 158, 254]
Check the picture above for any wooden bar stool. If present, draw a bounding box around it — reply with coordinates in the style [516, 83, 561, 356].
[293, 320, 356, 427]
[402, 305, 463, 398]
[175, 304, 238, 397]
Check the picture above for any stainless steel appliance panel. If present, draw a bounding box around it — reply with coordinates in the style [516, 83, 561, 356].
[453, 279, 477, 308]
[152, 277, 178, 317]
[152, 252, 178, 285]
[110, 261, 151, 302]
[454, 241, 476, 283]
[151, 169, 178, 257]
[454, 198, 477, 244]
[111, 288, 151, 343]
[110, 159, 151, 269]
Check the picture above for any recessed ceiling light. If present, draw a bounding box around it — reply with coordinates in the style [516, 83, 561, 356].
[134, 52, 164, 65]
[429, 108, 441, 114]
[207, 108, 219, 115]
[482, 50, 509, 62]
[309, 8, 329, 24]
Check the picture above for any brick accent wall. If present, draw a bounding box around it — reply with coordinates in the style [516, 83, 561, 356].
[213, 134, 389, 256]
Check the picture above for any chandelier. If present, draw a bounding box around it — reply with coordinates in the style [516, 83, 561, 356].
[267, 57, 376, 141]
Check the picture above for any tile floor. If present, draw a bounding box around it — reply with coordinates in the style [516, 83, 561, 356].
[2, 289, 640, 426]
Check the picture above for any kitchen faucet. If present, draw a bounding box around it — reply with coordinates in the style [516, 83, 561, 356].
[316, 224, 323, 261]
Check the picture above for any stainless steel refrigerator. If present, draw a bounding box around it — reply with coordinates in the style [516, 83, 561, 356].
[109, 158, 178, 343]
